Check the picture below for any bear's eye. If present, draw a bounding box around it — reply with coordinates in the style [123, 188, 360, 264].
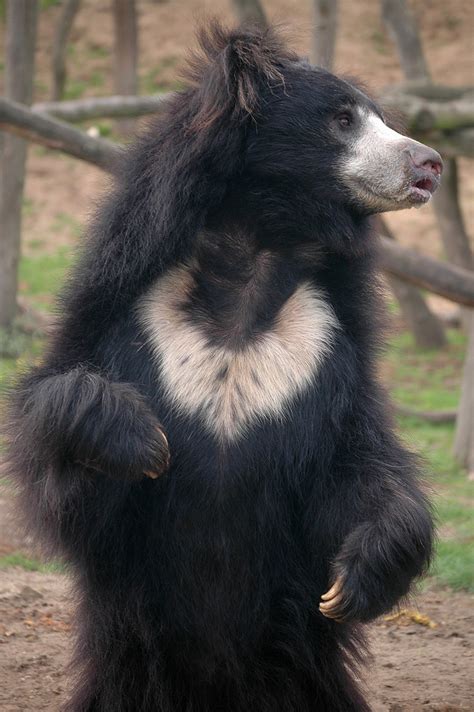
[337, 112, 352, 129]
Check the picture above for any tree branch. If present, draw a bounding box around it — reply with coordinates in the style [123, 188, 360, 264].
[51, 0, 81, 101]
[382, 88, 474, 131]
[395, 404, 456, 423]
[33, 93, 169, 122]
[379, 237, 474, 307]
[0, 97, 122, 171]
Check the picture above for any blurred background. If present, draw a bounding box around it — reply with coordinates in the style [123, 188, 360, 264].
[0, 1, 472, 710]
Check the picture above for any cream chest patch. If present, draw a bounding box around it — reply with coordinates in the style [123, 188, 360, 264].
[139, 266, 338, 442]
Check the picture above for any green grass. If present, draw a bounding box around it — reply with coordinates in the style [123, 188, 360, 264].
[19, 244, 74, 310]
[0, 551, 63, 573]
[140, 57, 184, 94]
[0, 241, 472, 589]
[388, 329, 473, 591]
[64, 71, 105, 100]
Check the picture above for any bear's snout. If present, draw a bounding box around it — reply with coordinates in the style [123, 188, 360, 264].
[403, 141, 443, 204]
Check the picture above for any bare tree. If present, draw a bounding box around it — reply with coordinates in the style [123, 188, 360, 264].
[231, 0, 267, 27]
[51, 0, 81, 101]
[381, 0, 446, 348]
[113, 0, 138, 136]
[376, 217, 446, 349]
[453, 314, 474, 477]
[381, 0, 430, 81]
[311, 0, 338, 69]
[432, 158, 473, 330]
[0, 0, 38, 329]
[382, 0, 474, 472]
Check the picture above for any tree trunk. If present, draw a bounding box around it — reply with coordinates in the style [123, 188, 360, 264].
[0, 0, 38, 329]
[453, 312, 474, 477]
[387, 276, 447, 348]
[379, 0, 448, 347]
[230, 0, 267, 26]
[381, 0, 430, 81]
[311, 0, 338, 70]
[432, 158, 473, 330]
[113, 0, 138, 137]
[51, 0, 81, 101]
[376, 218, 446, 348]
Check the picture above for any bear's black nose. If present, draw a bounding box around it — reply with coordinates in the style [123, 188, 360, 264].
[407, 145, 443, 177]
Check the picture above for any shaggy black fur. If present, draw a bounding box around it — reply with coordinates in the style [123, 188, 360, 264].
[7, 23, 434, 712]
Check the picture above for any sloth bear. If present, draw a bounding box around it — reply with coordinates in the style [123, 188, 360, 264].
[8, 23, 441, 712]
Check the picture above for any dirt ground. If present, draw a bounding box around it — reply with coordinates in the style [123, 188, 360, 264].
[0, 568, 472, 712]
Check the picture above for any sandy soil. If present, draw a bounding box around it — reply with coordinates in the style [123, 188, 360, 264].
[0, 568, 472, 712]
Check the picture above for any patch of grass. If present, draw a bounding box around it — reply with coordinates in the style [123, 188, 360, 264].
[64, 71, 105, 100]
[19, 245, 74, 309]
[140, 57, 184, 93]
[22, 197, 37, 219]
[40, 0, 61, 8]
[51, 212, 82, 239]
[0, 245, 73, 393]
[431, 540, 474, 591]
[0, 551, 63, 573]
[370, 29, 389, 55]
[86, 44, 109, 60]
[388, 328, 473, 592]
[0, 325, 36, 360]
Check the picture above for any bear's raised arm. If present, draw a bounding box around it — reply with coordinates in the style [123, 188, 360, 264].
[7, 364, 169, 554]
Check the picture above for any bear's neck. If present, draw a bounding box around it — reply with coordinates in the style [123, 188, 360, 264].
[183, 206, 376, 351]
[185, 228, 302, 348]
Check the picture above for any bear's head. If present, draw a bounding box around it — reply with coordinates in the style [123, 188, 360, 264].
[185, 24, 443, 217]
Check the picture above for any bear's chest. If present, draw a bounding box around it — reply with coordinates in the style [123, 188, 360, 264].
[139, 266, 338, 442]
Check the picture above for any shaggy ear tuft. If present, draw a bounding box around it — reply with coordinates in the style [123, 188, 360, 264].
[184, 21, 296, 131]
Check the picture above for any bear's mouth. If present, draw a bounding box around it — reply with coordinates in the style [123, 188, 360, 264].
[407, 174, 440, 204]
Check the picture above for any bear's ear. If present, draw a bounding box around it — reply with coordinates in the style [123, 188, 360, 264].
[185, 22, 295, 132]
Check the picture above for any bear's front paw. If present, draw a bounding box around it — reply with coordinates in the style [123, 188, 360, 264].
[319, 569, 380, 623]
[319, 566, 396, 623]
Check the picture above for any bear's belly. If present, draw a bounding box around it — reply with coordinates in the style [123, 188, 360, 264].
[139, 265, 338, 442]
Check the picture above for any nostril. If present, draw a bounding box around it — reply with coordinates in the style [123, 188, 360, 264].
[422, 159, 443, 177]
[408, 144, 443, 176]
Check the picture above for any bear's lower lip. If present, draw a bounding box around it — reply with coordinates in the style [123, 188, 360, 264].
[407, 185, 432, 204]
[407, 174, 438, 204]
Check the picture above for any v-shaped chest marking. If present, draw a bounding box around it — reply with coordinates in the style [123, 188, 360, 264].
[139, 267, 338, 442]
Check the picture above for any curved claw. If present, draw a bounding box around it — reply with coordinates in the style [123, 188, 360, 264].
[320, 578, 343, 601]
[144, 470, 160, 480]
[144, 426, 170, 479]
[319, 576, 346, 622]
